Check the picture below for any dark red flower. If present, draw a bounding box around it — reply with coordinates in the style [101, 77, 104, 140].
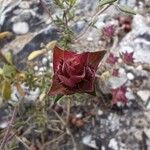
[102, 25, 116, 38]
[48, 46, 106, 95]
[122, 51, 134, 65]
[106, 53, 118, 65]
[111, 86, 128, 105]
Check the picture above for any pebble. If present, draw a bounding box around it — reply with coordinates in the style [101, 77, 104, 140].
[101, 146, 105, 150]
[24, 88, 40, 101]
[87, 37, 93, 42]
[0, 122, 8, 129]
[134, 130, 142, 140]
[144, 128, 150, 139]
[97, 109, 103, 115]
[76, 113, 83, 118]
[42, 57, 48, 65]
[136, 65, 143, 71]
[127, 72, 135, 80]
[108, 138, 118, 150]
[13, 22, 29, 34]
[82, 135, 98, 149]
[108, 75, 127, 89]
[126, 89, 135, 100]
[39, 67, 47, 72]
[118, 58, 123, 63]
[119, 68, 126, 75]
[34, 66, 39, 71]
[137, 90, 150, 102]
[19, 1, 30, 9]
[146, 102, 150, 110]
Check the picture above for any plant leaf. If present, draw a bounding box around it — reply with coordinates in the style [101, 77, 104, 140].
[99, 0, 117, 7]
[3, 65, 16, 78]
[46, 40, 57, 50]
[1, 80, 11, 100]
[88, 50, 106, 69]
[117, 5, 136, 15]
[4, 51, 13, 64]
[0, 68, 3, 75]
[0, 31, 13, 41]
[88, 90, 97, 96]
[69, 0, 76, 6]
[28, 49, 46, 60]
[54, 94, 63, 104]
[15, 82, 24, 97]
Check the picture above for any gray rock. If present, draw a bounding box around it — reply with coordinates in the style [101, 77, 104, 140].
[137, 90, 150, 102]
[108, 75, 128, 89]
[119, 15, 150, 64]
[82, 135, 98, 149]
[108, 138, 118, 150]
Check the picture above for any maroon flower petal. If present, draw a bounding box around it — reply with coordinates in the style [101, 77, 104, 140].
[64, 52, 88, 76]
[49, 47, 106, 96]
[58, 67, 86, 88]
[58, 74, 75, 88]
[70, 67, 86, 84]
[53, 46, 75, 73]
[87, 50, 106, 70]
[48, 75, 68, 95]
[78, 78, 95, 92]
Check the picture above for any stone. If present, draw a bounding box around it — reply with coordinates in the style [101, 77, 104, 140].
[144, 128, 150, 139]
[73, 20, 86, 33]
[34, 66, 39, 71]
[108, 75, 128, 89]
[108, 138, 118, 150]
[0, 121, 8, 129]
[87, 37, 93, 41]
[127, 72, 135, 80]
[97, 109, 103, 116]
[137, 90, 150, 102]
[134, 130, 142, 140]
[42, 57, 48, 65]
[13, 22, 29, 34]
[19, 1, 30, 9]
[136, 65, 143, 71]
[82, 135, 98, 149]
[119, 15, 150, 64]
[39, 67, 47, 72]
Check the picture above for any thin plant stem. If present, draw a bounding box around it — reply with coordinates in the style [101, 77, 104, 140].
[74, 4, 112, 42]
[0, 106, 18, 150]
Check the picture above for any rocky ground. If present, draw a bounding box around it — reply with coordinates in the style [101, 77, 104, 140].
[0, 0, 150, 150]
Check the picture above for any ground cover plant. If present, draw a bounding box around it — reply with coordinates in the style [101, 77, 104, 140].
[0, 0, 150, 149]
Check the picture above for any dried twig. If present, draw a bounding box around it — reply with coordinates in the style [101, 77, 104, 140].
[13, 134, 30, 150]
[99, 35, 119, 67]
[74, 4, 112, 42]
[0, 106, 17, 150]
[52, 110, 77, 150]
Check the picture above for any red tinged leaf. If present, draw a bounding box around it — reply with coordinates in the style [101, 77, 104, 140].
[122, 51, 134, 65]
[87, 50, 106, 69]
[102, 25, 116, 38]
[106, 53, 118, 65]
[48, 46, 106, 95]
[112, 68, 119, 76]
[53, 46, 75, 73]
[111, 86, 128, 105]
